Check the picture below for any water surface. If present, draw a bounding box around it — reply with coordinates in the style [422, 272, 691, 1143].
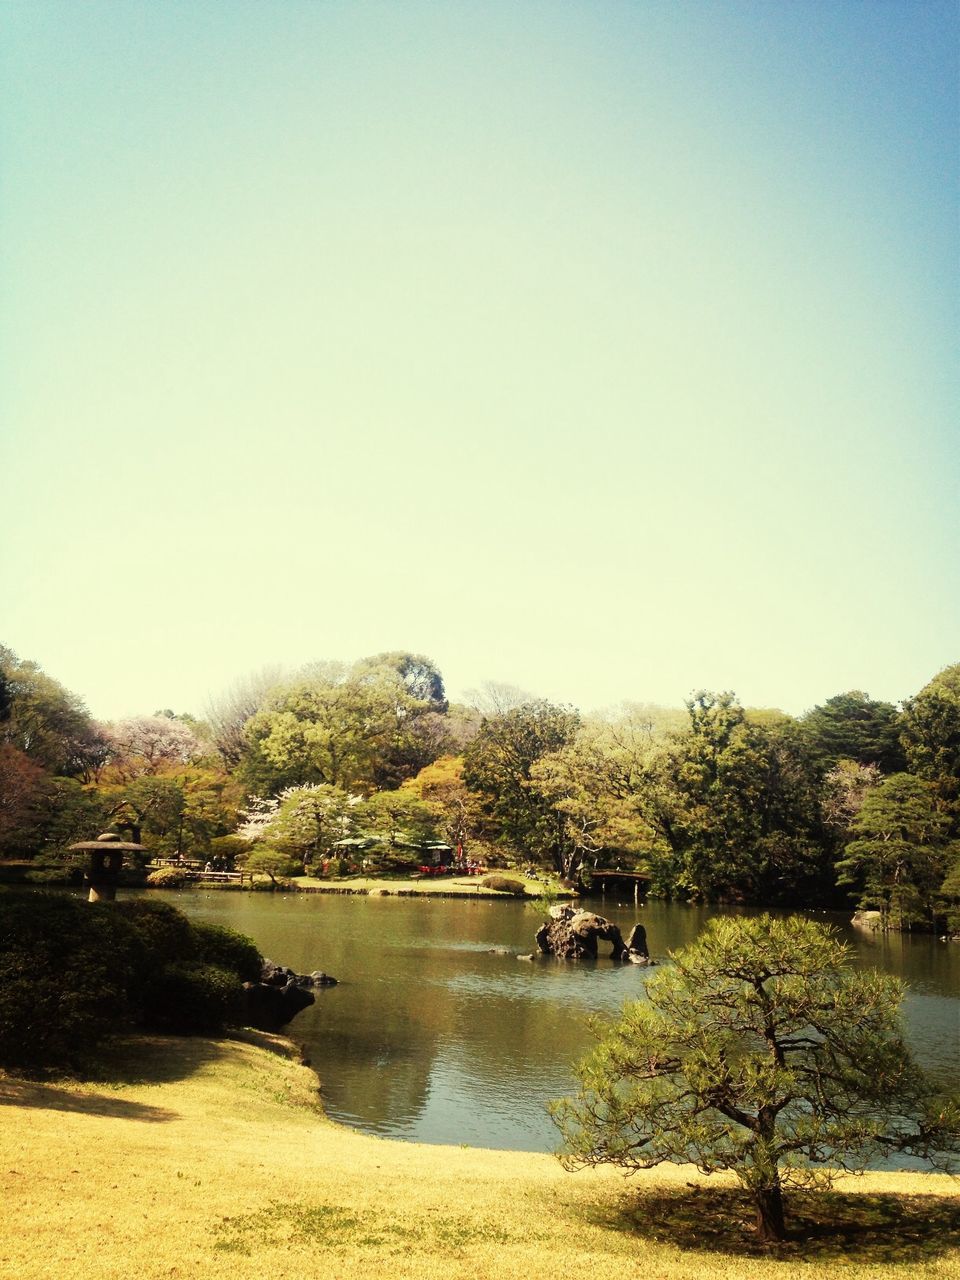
[163, 891, 960, 1154]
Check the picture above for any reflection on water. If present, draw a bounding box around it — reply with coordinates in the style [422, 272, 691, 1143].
[163, 891, 960, 1155]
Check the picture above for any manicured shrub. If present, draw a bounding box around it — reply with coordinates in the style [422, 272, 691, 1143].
[114, 898, 196, 967]
[0, 891, 144, 1068]
[140, 963, 243, 1033]
[0, 891, 263, 1068]
[480, 874, 526, 896]
[191, 922, 262, 983]
[147, 866, 189, 889]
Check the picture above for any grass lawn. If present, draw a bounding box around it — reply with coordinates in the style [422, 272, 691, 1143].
[288, 873, 571, 898]
[1, 1035, 957, 1280]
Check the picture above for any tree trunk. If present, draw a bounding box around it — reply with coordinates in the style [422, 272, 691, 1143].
[754, 1183, 786, 1242]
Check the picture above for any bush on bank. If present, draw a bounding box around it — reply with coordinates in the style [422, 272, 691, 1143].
[0, 890, 263, 1069]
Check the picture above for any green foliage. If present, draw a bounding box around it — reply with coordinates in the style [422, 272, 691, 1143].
[0, 891, 264, 1067]
[190, 922, 262, 983]
[939, 850, 960, 933]
[401, 755, 482, 854]
[352, 650, 447, 709]
[0, 644, 105, 777]
[529, 717, 661, 878]
[479, 874, 525, 896]
[139, 962, 243, 1033]
[147, 866, 190, 888]
[241, 846, 302, 883]
[114, 897, 197, 966]
[645, 693, 827, 903]
[900, 663, 960, 804]
[0, 891, 144, 1068]
[258, 784, 355, 862]
[241, 655, 451, 795]
[800, 691, 905, 773]
[210, 834, 252, 863]
[551, 914, 960, 1242]
[837, 773, 956, 930]
[463, 700, 581, 876]
[355, 790, 439, 847]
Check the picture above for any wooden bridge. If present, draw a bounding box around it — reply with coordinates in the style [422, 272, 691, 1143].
[588, 871, 650, 903]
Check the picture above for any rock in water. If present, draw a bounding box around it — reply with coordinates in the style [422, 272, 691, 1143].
[535, 905, 630, 960]
[242, 958, 338, 1030]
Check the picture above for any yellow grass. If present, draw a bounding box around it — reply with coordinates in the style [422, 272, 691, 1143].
[288, 873, 568, 898]
[1, 1035, 957, 1280]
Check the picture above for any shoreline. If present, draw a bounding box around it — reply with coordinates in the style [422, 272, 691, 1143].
[165, 872, 578, 901]
[1, 1031, 956, 1280]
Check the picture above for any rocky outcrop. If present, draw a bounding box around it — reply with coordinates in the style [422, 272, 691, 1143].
[260, 959, 338, 989]
[851, 910, 884, 932]
[534, 905, 652, 962]
[242, 959, 338, 1031]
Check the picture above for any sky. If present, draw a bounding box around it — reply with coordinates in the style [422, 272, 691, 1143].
[1, 0, 957, 723]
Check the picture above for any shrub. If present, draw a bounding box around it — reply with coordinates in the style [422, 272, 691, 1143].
[191, 922, 262, 983]
[140, 963, 243, 1033]
[24, 849, 86, 886]
[0, 891, 143, 1068]
[480, 874, 526, 896]
[147, 866, 189, 889]
[114, 898, 196, 968]
[0, 891, 264, 1068]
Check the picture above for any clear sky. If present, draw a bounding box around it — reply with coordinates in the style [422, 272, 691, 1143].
[1, 0, 957, 722]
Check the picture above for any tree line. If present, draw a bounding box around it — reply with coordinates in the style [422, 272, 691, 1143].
[1, 642, 958, 930]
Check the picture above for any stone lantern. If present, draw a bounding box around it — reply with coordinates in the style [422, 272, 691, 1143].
[67, 831, 147, 903]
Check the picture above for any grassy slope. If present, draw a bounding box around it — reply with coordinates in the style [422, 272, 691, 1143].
[0, 1035, 957, 1280]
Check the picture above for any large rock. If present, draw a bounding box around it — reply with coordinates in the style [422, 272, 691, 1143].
[851, 910, 884, 932]
[535, 905, 649, 961]
[242, 958, 338, 1031]
[261, 959, 338, 989]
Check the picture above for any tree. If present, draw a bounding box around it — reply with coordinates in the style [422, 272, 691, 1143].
[401, 755, 485, 856]
[800, 691, 905, 773]
[644, 693, 826, 903]
[0, 744, 51, 853]
[837, 772, 956, 930]
[204, 666, 285, 767]
[101, 715, 202, 782]
[529, 721, 660, 875]
[465, 681, 534, 717]
[240, 847, 301, 886]
[242, 660, 449, 795]
[551, 915, 959, 1242]
[353, 650, 447, 709]
[0, 645, 106, 776]
[463, 700, 581, 878]
[355, 790, 439, 848]
[238, 784, 355, 866]
[900, 662, 960, 804]
[820, 759, 882, 837]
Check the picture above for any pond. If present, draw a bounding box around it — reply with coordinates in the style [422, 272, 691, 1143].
[162, 890, 960, 1156]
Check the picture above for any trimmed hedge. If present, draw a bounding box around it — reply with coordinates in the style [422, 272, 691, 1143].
[479, 875, 526, 896]
[147, 866, 190, 888]
[191, 922, 262, 983]
[139, 963, 244, 1033]
[0, 892, 144, 1069]
[0, 891, 264, 1068]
